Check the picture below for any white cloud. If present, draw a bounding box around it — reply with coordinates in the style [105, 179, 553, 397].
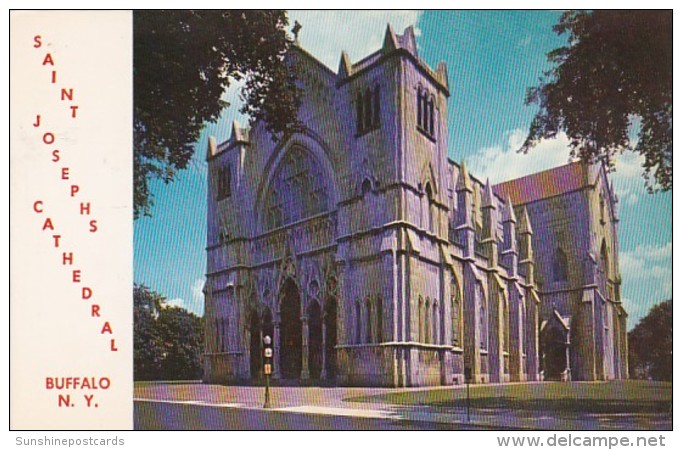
[467, 129, 651, 205]
[610, 151, 647, 204]
[160, 279, 205, 316]
[620, 242, 672, 282]
[165, 298, 186, 309]
[289, 11, 423, 69]
[467, 129, 575, 184]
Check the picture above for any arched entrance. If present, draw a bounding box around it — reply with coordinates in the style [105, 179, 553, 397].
[307, 301, 322, 379]
[324, 296, 338, 380]
[280, 279, 302, 379]
[541, 324, 569, 381]
[249, 310, 262, 379]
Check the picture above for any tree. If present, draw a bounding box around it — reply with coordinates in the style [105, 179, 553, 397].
[156, 306, 204, 380]
[522, 11, 672, 191]
[134, 11, 300, 218]
[133, 284, 165, 380]
[628, 300, 672, 381]
[134, 284, 204, 380]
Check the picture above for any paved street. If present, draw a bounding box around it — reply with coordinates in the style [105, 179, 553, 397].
[134, 382, 672, 431]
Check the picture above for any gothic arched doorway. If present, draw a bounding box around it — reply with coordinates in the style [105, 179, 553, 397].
[325, 296, 338, 380]
[541, 324, 569, 381]
[280, 279, 302, 379]
[308, 301, 322, 380]
[249, 310, 262, 379]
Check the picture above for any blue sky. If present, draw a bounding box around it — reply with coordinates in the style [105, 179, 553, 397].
[133, 11, 672, 329]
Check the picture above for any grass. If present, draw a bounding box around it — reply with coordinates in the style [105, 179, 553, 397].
[346, 381, 672, 415]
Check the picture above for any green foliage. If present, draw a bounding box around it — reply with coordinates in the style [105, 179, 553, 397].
[134, 284, 204, 381]
[522, 11, 672, 191]
[134, 10, 300, 218]
[628, 300, 672, 381]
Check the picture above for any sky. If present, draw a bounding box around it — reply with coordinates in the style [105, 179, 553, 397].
[133, 11, 672, 330]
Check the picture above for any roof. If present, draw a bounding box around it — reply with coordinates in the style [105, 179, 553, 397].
[493, 162, 589, 206]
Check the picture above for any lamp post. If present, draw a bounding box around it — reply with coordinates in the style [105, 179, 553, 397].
[263, 335, 273, 408]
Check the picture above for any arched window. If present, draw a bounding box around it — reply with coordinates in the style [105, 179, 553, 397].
[216, 164, 232, 200]
[427, 96, 435, 136]
[599, 192, 606, 224]
[373, 84, 381, 126]
[600, 240, 610, 291]
[366, 299, 373, 343]
[478, 284, 487, 351]
[432, 300, 438, 345]
[364, 88, 372, 130]
[416, 88, 423, 128]
[356, 85, 381, 135]
[356, 92, 363, 132]
[355, 300, 362, 344]
[418, 296, 424, 342]
[425, 298, 432, 344]
[265, 146, 330, 229]
[417, 86, 436, 139]
[214, 318, 220, 352]
[554, 248, 568, 282]
[502, 290, 510, 353]
[451, 276, 461, 347]
[376, 296, 383, 342]
[425, 183, 435, 233]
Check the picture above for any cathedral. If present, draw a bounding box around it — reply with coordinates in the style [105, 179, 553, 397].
[202, 25, 628, 387]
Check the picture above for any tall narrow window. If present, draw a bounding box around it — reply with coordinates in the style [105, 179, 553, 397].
[599, 192, 606, 224]
[366, 299, 373, 343]
[356, 92, 363, 132]
[217, 165, 232, 200]
[418, 297, 424, 342]
[425, 298, 432, 344]
[479, 285, 487, 351]
[432, 300, 438, 345]
[451, 276, 461, 347]
[364, 88, 372, 130]
[356, 85, 381, 135]
[355, 300, 362, 344]
[502, 291, 510, 353]
[425, 183, 435, 233]
[554, 248, 568, 282]
[417, 86, 435, 139]
[428, 97, 435, 136]
[373, 85, 381, 126]
[417, 88, 423, 129]
[376, 296, 383, 342]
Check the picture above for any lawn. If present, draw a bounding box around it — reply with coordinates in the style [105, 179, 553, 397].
[346, 381, 672, 415]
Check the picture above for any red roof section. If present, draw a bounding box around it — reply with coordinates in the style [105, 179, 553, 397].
[493, 162, 589, 205]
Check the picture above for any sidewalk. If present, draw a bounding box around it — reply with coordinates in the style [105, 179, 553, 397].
[134, 382, 672, 430]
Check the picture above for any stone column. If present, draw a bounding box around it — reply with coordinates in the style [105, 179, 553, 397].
[320, 318, 328, 380]
[301, 316, 310, 380]
[273, 320, 281, 379]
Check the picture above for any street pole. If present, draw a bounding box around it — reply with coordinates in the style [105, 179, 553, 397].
[264, 372, 271, 409]
[263, 335, 272, 409]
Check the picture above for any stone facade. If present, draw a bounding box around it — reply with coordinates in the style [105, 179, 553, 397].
[202, 25, 627, 387]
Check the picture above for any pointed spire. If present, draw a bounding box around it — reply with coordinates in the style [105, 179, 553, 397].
[382, 24, 399, 52]
[337, 51, 352, 78]
[482, 179, 497, 208]
[206, 135, 218, 159]
[436, 61, 449, 91]
[502, 196, 516, 223]
[400, 25, 418, 56]
[456, 161, 473, 192]
[230, 120, 240, 141]
[518, 206, 533, 235]
[230, 120, 249, 144]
